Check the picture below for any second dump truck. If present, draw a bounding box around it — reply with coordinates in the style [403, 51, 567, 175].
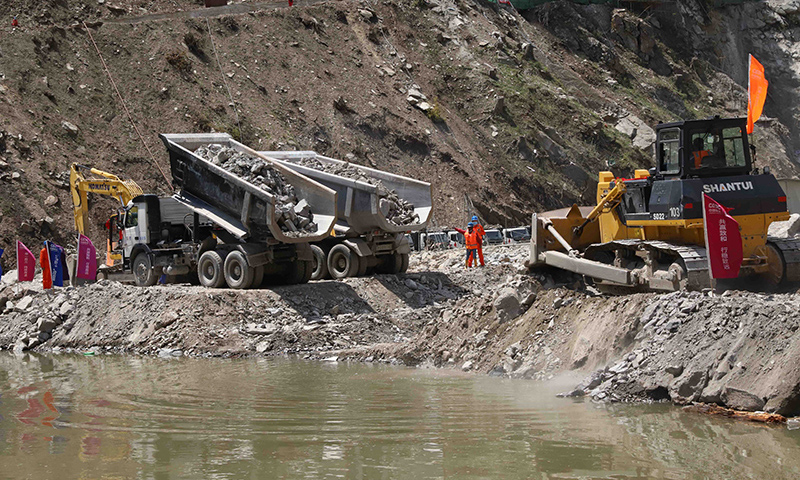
[259, 151, 433, 279]
[112, 133, 337, 288]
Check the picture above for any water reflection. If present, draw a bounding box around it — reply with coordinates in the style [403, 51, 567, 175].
[0, 352, 799, 479]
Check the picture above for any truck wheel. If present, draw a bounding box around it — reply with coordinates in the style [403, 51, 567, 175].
[133, 253, 158, 287]
[381, 253, 403, 274]
[310, 245, 330, 280]
[251, 265, 265, 288]
[286, 260, 313, 284]
[327, 244, 358, 279]
[224, 251, 255, 289]
[198, 250, 226, 288]
[399, 253, 409, 273]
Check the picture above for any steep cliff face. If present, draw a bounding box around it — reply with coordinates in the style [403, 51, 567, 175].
[0, 0, 798, 266]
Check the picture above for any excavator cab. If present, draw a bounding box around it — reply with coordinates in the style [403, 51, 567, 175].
[104, 213, 124, 266]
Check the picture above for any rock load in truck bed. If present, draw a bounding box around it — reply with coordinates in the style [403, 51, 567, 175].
[194, 144, 316, 235]
[296, 157, 418, 226]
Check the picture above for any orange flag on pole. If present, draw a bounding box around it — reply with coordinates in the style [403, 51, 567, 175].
[747, 54, 768, 134]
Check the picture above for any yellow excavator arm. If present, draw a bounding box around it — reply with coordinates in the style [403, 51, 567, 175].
[69, 163, 144, 235]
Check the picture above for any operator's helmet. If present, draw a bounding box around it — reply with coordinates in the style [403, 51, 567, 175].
[471, 215, 479, 222]
[467, 222, 474, 228]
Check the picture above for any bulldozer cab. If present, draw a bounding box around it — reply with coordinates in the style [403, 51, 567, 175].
[656, 117, 751, 179]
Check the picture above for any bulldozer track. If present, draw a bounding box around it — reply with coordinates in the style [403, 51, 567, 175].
[585, 239, 710, 290]
[767, 237, 800, 282]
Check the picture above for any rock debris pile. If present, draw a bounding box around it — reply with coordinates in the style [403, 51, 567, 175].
[195, 145, 317, 235]
[295, 156, 419, 226]
[562, 289, 800, 416]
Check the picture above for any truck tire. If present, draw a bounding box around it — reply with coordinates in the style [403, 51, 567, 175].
[286, 260, 313, 284]
[251, 265, 265, 288]
[378, 253, 403, 274]
[198, 250, 226, 288]
[224, 250, 255, 289]
[327, 244, 358, 279]
[310, 245, 330, 280]
[133, 253, 158, 287]
[399, 253, 409, 273]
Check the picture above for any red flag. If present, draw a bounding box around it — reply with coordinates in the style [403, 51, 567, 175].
[747, 54, 768, 135]
[77, 234, 97, 280]
[40, 243, 52, 289]
[702, 194, 743, 279]
[16, 241, 36, 282]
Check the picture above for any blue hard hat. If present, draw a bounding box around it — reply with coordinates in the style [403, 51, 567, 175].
[467, 222, 474, 227]
[471, 215, 479, 221]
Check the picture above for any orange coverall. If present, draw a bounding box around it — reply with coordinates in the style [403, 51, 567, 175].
[473, 223, 485, 266]
[464, 229, 480, 267]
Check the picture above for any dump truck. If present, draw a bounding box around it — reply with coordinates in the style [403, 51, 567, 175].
[114, 134, 337, 288]
[528, 116, 800, 291]
[257, 151, 432, 279]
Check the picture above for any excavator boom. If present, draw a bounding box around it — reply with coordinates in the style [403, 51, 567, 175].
[70, 163, 144, 235]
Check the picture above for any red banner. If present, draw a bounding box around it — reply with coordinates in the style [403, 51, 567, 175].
[16, 240, 36, 282]
[702, 194, 743, 279]
[77, 234, 97, 280]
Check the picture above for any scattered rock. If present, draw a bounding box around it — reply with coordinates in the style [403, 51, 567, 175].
[61, 121, 79, 136]
[44, 195, 59, 207]
[494, 288, 520, 322]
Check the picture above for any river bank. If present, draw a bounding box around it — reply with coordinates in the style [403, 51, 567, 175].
[2, 244, 800, 417]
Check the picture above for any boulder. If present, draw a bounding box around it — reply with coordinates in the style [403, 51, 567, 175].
[37, 318, 58, 333]
[768, 213, 800, 238]
[615, 113, 656, 152]
[722, 387, 765, 412]
[61, 121, 79, 136]
[494, 288, 521, 322]
[16, 295, 33, 312]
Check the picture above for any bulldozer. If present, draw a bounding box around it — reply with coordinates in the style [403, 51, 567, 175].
[69, 163, 143, 268]
[528, 116, 800, 291]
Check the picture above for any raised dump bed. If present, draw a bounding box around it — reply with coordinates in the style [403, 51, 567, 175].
[258, 151, 432, 234]
[258, 150, 433, 279]
[161, 135, 336, 243]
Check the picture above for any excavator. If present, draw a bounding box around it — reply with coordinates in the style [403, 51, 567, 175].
[528, 116, 800, 291]
[69, 163, 143, 269]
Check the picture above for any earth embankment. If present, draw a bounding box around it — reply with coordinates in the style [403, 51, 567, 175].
[3, 243, 800, 417]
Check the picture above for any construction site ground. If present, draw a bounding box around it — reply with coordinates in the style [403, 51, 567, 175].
[4, 241, 800, 418]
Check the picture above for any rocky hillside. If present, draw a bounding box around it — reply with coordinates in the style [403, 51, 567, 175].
[1, 0, 800, 266]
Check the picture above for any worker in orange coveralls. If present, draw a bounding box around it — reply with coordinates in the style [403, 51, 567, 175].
[455, 223, 480, 268]
[11, 16, 19, 27]
[471, 215, 486, 267]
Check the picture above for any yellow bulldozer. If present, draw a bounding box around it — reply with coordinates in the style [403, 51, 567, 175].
[528, 116, 800, 291]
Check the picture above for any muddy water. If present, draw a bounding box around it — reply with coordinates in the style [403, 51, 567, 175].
[1, 354, 799, 479]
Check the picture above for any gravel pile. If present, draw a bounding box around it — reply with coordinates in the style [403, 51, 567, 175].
[296, 157, 419, 226]
[195, 145, 317, 235]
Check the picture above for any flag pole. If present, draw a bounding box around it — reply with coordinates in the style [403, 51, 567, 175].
[701, 194, 716, 295]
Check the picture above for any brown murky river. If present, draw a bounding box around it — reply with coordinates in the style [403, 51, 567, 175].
[1, 352, 799, 479]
